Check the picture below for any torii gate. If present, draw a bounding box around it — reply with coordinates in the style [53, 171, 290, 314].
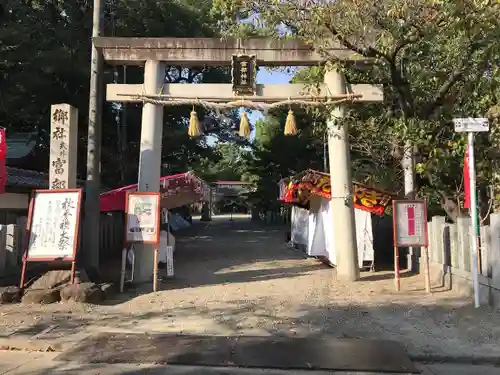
[92, 37, 384, 283]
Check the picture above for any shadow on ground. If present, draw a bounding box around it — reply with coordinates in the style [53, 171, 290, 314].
[2, 216, 500, 372]
[6, 297, 500, 375]
[99, 217, 324, 305]
[3, 295, 500, 363]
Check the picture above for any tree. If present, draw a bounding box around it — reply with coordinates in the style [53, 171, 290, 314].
[211, 0, 500, 220]
[193, 142, 251, 182]
[1, 0, 241, 188]
[241, 105, 326, 212]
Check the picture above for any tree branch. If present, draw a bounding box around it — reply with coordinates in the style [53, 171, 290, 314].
[421, 41, 490, 118]
[390, 28, 423, 62]
[323, 23, 391, 62]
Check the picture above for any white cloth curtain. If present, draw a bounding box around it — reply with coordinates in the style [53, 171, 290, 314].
[307, 196, 328, 257]
[291, 206, 308, 246]
[291, 196, 375, 267]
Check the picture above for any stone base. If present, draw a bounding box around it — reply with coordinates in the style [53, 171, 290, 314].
[22, 288, 61, 304]
[20, 270, 116, 305]
[28, 269, 89, 290]
[424, 258, 500, 309]
[60, 282, 104, 303]
[0, 286, 22, 304]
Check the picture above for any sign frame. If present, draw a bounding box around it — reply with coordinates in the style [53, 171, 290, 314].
[231, 54, 257, 96]
[20, 188, 83, 289]
[392, 199, 429, 248]
[453, 117, 489, 133]
[125, 192, 161, 245]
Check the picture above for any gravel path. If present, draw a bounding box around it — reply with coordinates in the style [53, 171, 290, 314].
[1, 214, 500, 361]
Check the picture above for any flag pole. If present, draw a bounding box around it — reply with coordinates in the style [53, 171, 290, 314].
[467, 132, 480, 308]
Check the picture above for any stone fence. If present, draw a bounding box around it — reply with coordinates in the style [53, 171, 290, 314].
[426, 214, 500, 308]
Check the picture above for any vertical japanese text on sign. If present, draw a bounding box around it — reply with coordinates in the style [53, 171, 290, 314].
[51, 107, 69, 189]
[231, 54, 257, 96]
[49, 104, 77, 190]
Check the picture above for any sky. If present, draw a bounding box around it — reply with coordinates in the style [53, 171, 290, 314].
[207, 69, 294, 145]
[247, 69, 294, 124]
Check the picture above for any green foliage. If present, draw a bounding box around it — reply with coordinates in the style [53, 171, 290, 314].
[211, 0, 500, 219]
[242, 108, 326, 210]
[192, 142, 251, 182]
[1, 0, 240, 188]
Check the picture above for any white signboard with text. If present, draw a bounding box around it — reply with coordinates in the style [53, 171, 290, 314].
[26, 189, 82, 260]
[125, 192, 161, 244]
[393, 200, 428, 247]
[166, 246, 174, 277]
[453, 118, 489, 133]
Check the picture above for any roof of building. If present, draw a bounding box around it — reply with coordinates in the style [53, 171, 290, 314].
[6, 132, 38, 160]
[6, 167, 48, 189]
[3, 132, 88, 192]
[5, 167, 89, 192]
[214, 181, 253, 185]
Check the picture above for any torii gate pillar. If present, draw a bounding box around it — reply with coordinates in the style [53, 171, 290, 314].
[324, 69, 360, 281]
[135, 60, 165, 282]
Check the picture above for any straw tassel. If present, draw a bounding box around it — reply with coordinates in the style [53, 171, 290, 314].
[239, 111, 251, 138]
[188, 108, 202, 137]
[284, 109, 297, 135]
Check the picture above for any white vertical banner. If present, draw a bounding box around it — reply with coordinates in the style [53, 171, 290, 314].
[166, 245, 174, 277]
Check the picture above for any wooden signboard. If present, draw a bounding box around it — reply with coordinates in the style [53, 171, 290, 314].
[124, 192, 161, 244]
[231, 54, 257, 96]
[20, 189, 83, 289]
[392, 199, 430, 293]
[124, 192, 161, 292]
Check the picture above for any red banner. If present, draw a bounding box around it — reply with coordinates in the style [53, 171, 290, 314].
[463, 149, 470, 209]
[0, 128, 6, 194]
[280, 170, 395, 216]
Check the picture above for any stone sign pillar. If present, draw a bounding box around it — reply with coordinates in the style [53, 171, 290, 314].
[50, 104, 78, 189]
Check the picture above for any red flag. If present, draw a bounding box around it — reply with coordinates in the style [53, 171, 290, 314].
[464, 149, 470, 209]
[0, 128, 6, 194]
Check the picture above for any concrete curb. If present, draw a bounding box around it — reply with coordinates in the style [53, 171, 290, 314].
[0, 331, 90, 353]
[410, 355, 500, 366]
[2, 333, 500, 369]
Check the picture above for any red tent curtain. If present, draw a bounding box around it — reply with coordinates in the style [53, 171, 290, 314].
[100, 172, 208, 212]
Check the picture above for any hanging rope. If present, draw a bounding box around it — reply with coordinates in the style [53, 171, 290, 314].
[120, 92, 361, 137]
[121, 93, 360, 111]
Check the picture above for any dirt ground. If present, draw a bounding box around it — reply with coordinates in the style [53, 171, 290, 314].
[1, 214, 500, 361]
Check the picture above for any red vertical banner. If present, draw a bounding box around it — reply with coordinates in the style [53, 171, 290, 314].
[464, 149, 470, 209]
[0, 128, 6, 194]
[407, 205, 415, 236]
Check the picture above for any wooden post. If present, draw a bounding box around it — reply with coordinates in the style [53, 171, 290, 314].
[394, 244, 400, 291]
[120, 247, 127, 293]
[153, 245, 159, 292]
[422, 246, 431, 293]
[70, 261, 76, 284]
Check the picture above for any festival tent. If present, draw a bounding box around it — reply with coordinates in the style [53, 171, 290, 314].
[100, 171, 210, 212]
[279, 169, 395, 269]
